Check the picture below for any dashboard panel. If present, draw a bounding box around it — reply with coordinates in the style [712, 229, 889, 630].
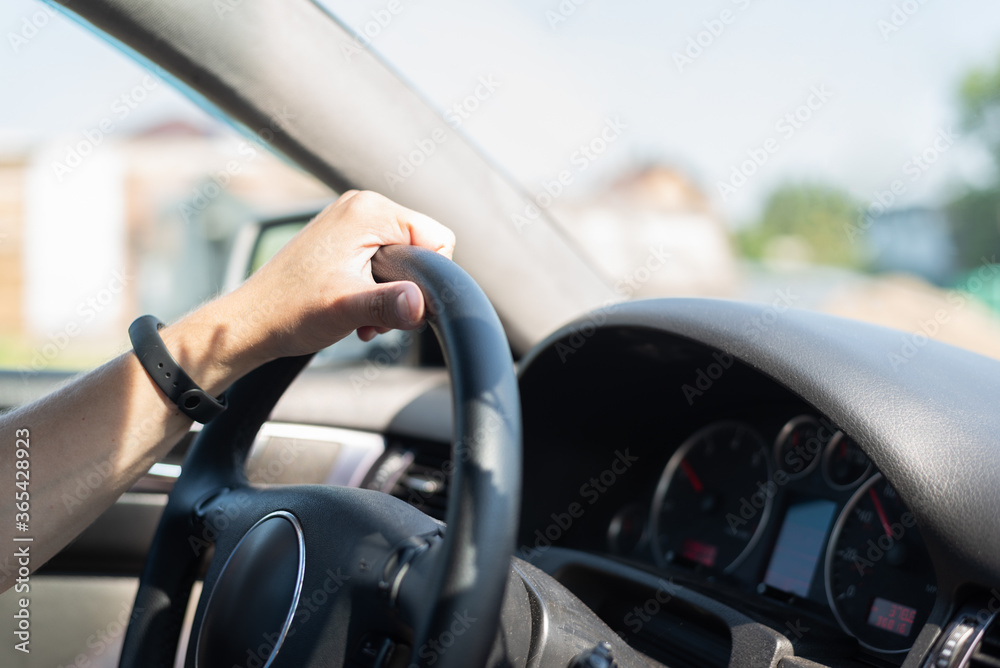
[516, 321, 951, 666]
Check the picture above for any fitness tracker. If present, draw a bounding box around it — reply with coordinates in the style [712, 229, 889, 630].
[128, 315, 227, 423]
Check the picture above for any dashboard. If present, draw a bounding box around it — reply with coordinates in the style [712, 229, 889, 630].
[19, 298, 1000, 668]
[512, 311, 983, 668]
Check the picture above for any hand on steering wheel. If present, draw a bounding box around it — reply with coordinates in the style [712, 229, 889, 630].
[118, 244, 521, 668]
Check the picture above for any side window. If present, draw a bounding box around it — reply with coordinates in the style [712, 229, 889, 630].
[0, 3, 361, 378]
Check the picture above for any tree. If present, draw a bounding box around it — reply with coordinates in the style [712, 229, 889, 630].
[946, 189, 1000, 269]
[959, 55, 1000, 165]
[946, 54, 1000, 270]
[738, 183, 863, 268]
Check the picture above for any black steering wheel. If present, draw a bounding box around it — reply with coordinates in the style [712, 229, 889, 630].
[118, 245, 522, 668]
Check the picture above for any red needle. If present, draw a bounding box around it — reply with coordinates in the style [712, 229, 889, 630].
[869, 487, 894, 538]
[680, 459, 704, 493]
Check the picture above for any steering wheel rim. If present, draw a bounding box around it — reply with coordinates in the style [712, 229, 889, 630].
[117, 245, 522, 668]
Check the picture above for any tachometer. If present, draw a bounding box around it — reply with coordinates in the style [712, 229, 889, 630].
[825, 474, 937, 653]
[823, 430, 872, 490]
[650, 421, 772, 573]
[774, 415, 827, 480]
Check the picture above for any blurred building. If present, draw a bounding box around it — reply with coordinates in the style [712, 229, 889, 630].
[550, 166, 739, 298]
[0, 122, 332, 370]
[0, 158, 26, 341]
[866, 207, 955, 285]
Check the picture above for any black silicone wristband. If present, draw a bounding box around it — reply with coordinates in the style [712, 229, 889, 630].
[128, 315, 227, 423]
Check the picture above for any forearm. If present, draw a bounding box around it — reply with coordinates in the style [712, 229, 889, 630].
[0, 293, 264, 589]
[0, 191, 454, 592]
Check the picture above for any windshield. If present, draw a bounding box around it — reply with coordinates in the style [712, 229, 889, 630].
[3, 0, 1000, 371]
[316, 0, 1000, 360]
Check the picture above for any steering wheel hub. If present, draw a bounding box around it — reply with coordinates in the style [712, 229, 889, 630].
[196, 511, 305, 668]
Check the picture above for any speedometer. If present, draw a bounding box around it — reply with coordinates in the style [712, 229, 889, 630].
[650, 421, 772, 573]
[824, 474, 937, 653]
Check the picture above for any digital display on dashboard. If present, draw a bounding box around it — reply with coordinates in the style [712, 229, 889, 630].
[763, 499, 838, 597]
[681, 537, 717, 568]
[866, 597, 917, 637]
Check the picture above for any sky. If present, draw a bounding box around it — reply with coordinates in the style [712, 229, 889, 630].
[3, 0, 1000, 226]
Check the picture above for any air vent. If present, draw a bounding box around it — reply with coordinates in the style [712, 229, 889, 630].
[968, 613, 1000, 668]
[364, 439, 451, 521]
[922, 598, 1000, 668]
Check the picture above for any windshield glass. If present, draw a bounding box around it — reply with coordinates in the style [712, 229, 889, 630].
[4, 1, 1000, 370]
[317, 0, 1000, 360]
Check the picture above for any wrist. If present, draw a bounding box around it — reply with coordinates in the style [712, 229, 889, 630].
[158, 294, 274, 397]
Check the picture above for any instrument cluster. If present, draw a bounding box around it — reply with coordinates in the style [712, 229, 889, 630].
[606, 416, 937, 655]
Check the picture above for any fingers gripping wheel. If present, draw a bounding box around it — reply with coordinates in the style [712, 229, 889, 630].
[370, 245, 523, 665]
[117, 245, 522, 668]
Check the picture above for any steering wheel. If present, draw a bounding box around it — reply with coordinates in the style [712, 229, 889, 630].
[117, 245, 522, 668]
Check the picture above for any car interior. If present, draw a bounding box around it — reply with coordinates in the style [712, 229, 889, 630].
[3, 1, 1000, 667]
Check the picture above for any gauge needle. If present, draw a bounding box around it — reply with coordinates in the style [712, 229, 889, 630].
[680, 459, 704, 493]
[869, 487, 894, 538]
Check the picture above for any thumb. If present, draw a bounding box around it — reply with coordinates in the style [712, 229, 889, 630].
[344, 281, 424, 331]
